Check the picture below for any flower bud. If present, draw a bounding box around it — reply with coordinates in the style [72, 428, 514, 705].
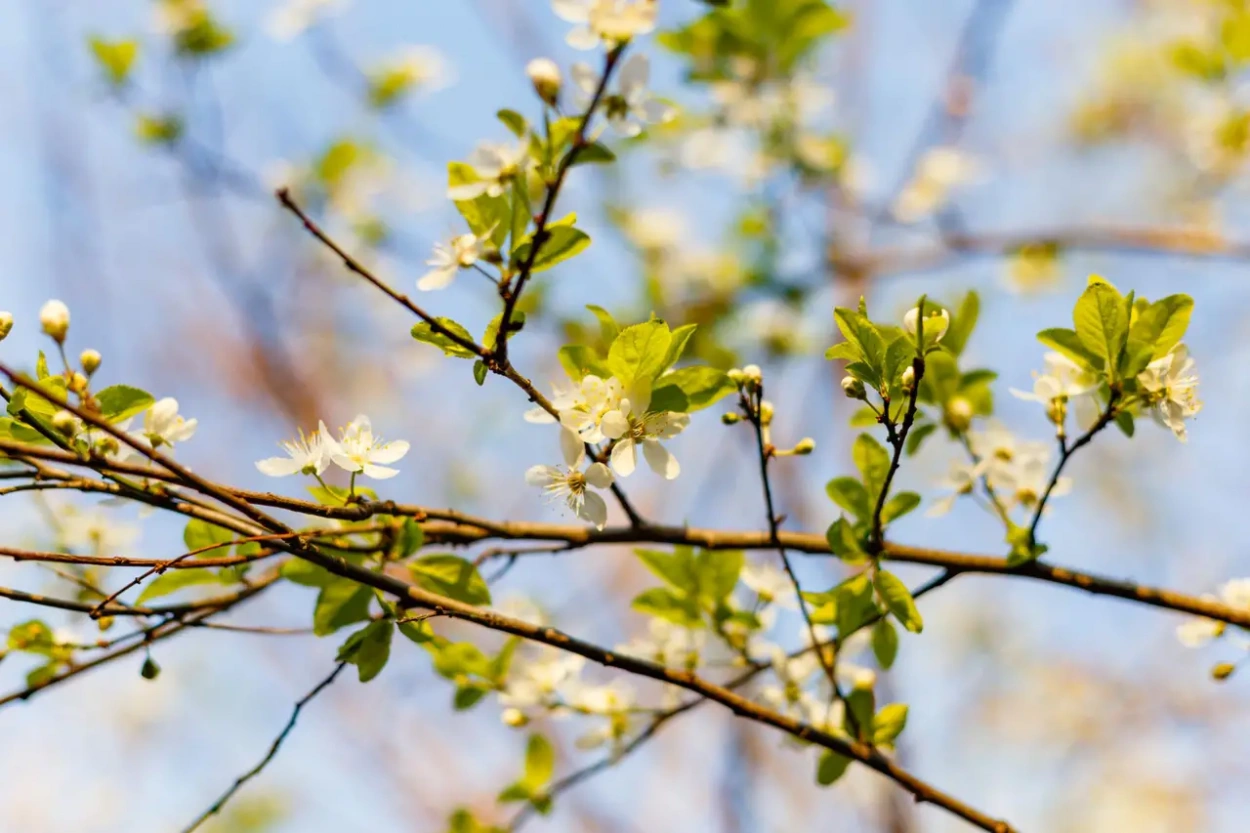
[841, 375, 866, 400]
[526, 58, 562, 106]
[721, 412, 740, 425]
[742, 364, 763, 385]
[1212, 662, 1236, 681]
[501, 707, 528, 727]
[80, 349, 102, 375]
[727, 368, 745, 386]
[900, 365, 915, 392]
[140, 656, 161, 680]
[69, 372, 89, 395]
[40, 299, 70, 343]
[944, 396, 973, 432]
[850, 668, 877, 690]
[0, 311, 12, 341]
[903, 306, 950, 343]
[51, 409, 79, 438]
[758, 400, 774, 424]
[793, 437, 816, 455]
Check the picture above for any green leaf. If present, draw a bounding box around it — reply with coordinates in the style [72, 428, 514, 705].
[825, 517, 868, 564]
[606, 321, 673, 386]
[904, 422, 936, 456]
[497, 783, 531, 804]
[695, 549, 743, 604]
[313, 579, 373, 636]
[473, 360, 488, 385]
[660, 323, 697, 371]
[409, 555, 491, 606]
[649, 367, 734, 413]
[630, 587, 700, 627]
[882, 336, 914, 389]
[34, 352, 49, 381]
[1114, 410, 1135, 437]
[411, 318, 479, 359]
[447, 162, 510, 239]
[872, 703, 909, 746]
[874, 571, 923, 633]
[942, 291, 980, 356]
[1073, 276, 1127, 373]
[568, 142, 616, 166]
[306, 482, 376, 505]
[454, 683, 489, 710]
[585, 305, 620, 343]
[834, 308, 885, 371]
[281, 558, 337, 588]
[183, 518, 235, 553]
[1129, 294, 1193, 360]
[851, 434, 890, 500]
[523, 734, 555, 789]
[825, 341, 862, 362]
[496, 109, 528, 137]
[635, 548, 696, 592]
[7, 620, 55, 654]
[825, 477, 870, 520]
[816, 750, 852, 786]
[395, 518, 425, 558]
[136, 568, 227, 604]
[514, 226, 590, 273]
[1037, 327, 1102, 371]
[337, 620, 393, 682]
[871, 619, 899, 669]
[557, 345, 609, 381]
[880, 492, 921, 525]
[835, 573, 878, 636]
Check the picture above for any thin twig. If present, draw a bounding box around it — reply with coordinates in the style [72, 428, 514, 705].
[180, 662, 348, 833]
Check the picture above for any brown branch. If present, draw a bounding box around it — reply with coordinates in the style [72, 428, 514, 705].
[0, 572, 280, 618]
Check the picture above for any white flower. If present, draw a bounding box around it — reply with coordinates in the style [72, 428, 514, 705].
[616, 619, 705, 668]
[622, 206, 688, 254]
[1011, 352, 1101, 428]
[740, 562, 797, 608]
[1176, 579, 1250, 647]
[417, 229, 492, 291]
[552, 0, 656, 50]
[1137, 346, 1202, 442]
[256, 421, 334, 477]
[526, 57, 562, 104]
[542, 375, 624, 443]
[327, 414, 410, 479]
[526, 429, 615, 528]
[902, 306, 950, 342]
[39, 299, 70, 342]
[570, 681, 637, 752]
[571, 53, 674, 137]
[266, 0, 346, 41]
[142, 398, 197, 449]
[892, 147, 980, 222]
[499, 650, 586, 710]
[446, 141, 529, 201]
[600, 387, 688, 479]
[995, 444, 1068, 512]
[59, 507, 140, 554]
[926, 459, 980, 517]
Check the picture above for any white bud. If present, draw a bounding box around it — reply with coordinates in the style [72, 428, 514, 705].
[501, 707, 528, 727]
[51, 409, 79, 437]
[903, 306, 949, 343]
[945, 396, 973, 432]
[742, 364, 763, 384]
[900, 365, 915, 392]
[526, 58, 562, 106]
[0, 311, 12, 341]
[40, 300, 70, 343]
[80, 349, 102, 375]
[841, 375, 866, 400]
[69, 372, 89, 395]
[759, 400, 774, 424]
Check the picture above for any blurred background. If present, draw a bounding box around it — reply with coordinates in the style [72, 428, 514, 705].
[1, 0, 1248, 830]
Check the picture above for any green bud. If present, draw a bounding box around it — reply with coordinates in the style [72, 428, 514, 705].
[0, 311, 12, 341]
[793, 437, 816, 455]
[721, 412, 741, 425]
[80, 349, 102, 375]
[140, 656, 161, 680]
[841, 375, 866, 400]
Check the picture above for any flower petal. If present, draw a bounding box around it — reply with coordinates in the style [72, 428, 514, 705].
[526, 465, 560, 487]
[642, 439, 679, 480]
[584, 462, 613, 489]
[525, 407, 556, 424]
[579, 491, 608, 529]
[361, 463, 400, 480]
[560, 428, 585, 469]
[369, 440, 410, 465]
[418, 266, 457, 291]
[256, 456, 304, 477]
[610, 438, 636, 477]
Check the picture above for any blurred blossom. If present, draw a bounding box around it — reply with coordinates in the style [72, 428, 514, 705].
[892, 147, 981, 223]
[266, 0, 348, 41]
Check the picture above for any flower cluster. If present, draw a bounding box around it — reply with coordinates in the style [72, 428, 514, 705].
[929, 423, 1069, 518]
[257, 414, 410, 480]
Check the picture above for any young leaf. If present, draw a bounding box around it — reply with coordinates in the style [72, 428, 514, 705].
[649, 367, 734, 413]
[523, 734, 555, 790]
[1036, 327, 1102, 371]
[313, 579, 373, 636]
[816, 750, 852, 786]
[874, 571, 923, 633]
[880, 491, 921, 525]
[338, 620, 394, 682]
[871, 618, 899, 669]
[183, 518, 234, 553]
[557, 345, 609, 381]
[395, 518, 425, 558]
[513, 226, 590, 273]
[634, 548, 696, 592]
[568, 142, 615, 166]
[136, 568, 227, 604]
[904, 422, 936, 456]
[659, 323, 698, 371]
[409, 555, 492, 606]
[851, 434, 890, 500]
[1073, 276, 1127, 372]
[942, 291, 980, 356]
[411, 318, 479, 359]
[871, 703, 909, 746]
[630, 587, 700, 627]
[606, 321, 672, 386]
[825, 477, 870, 521]
[694, 549, 743, 605]
[585, 304, 620, 343]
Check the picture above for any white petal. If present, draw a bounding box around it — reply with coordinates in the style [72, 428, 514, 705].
[526, 465, 560, 487]
[565, 25, 599, 50]
[361, 463, 400, 479]
[616, 53, 649, 96]
[584, 462, 613, 489]
[610, 438, 636, 476]
[570, 62, 600, 96]
[369, 440, 410, 464]
[447, 182, 489, 201]
[641, 98, 675, 124]
[331, 451, 362, 472]
[551, 0, 589, 23]
[560, 428, 585, 469]
[579, 491, 608, 529]
[610, 115, 642, 138]
[642, 439, 679, 480]
[925, 494, 958, 518]
[525, 407, 556, 424]
[256, 456, 304, 477]
[601, 410, 629, 439]
[417, 266, 457, 291]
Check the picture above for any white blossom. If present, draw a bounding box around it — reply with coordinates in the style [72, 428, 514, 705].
[141, 398, 198, 450]
[600, 387, 689, 479]
[447, 141, 529, 201]
[499, 650, 586, 710]
[39, 299, 70, 342]
[59, 507, 140, 554]
[545, 374, 625, 443]
[526, 428, 615, 528]
[569, 681, 638, 752]
[616, 618, 705, 668]
[572, 53, 674, 137]
[926, 459, 980, 517]
[418, 229, 492, 291]
[256, 421, 334, 477]
[1137, 345, 1202, 442]
[266, 0, 346, 41]
[552, 0, 656, 50]
[1176, 579, 1250, 648]
[328, 414, 410, 479]
[740, 562, 797, 608]
[892, 147, 980, 222]
[1011, 352, 1101, 429]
